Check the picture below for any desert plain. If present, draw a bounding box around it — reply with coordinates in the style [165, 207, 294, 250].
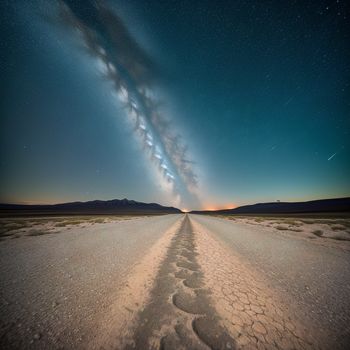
[1, 213, 350, 349]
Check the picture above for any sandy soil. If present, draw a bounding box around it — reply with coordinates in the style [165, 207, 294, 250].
[215, 215, 350, 250]
[0, 214, 182, 349]
[0, 215, 145, 241]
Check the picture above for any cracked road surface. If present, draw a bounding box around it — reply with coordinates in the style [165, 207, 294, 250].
[1, 214, 349, 349]
[124, 215, 235, 350]
[191, 214, 350, 350]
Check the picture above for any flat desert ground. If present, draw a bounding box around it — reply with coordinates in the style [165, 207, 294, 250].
[1, 214, 350, 349]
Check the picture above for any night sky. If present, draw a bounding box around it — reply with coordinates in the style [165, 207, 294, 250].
[1, 0, 349, 210]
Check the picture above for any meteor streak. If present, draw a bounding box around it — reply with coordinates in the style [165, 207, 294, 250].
[327, 152, 337, 161]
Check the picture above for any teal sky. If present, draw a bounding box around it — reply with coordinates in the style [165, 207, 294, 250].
[1, 0, 349, 210]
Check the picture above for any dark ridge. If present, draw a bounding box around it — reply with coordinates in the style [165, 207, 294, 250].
[191, 197, 350, 215]
[0, 198, 182, 217]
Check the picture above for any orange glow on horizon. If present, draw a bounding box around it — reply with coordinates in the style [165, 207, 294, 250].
[202, 203, 237, 211]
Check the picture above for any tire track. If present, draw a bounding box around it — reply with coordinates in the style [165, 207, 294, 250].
[124, 215, 236, 350]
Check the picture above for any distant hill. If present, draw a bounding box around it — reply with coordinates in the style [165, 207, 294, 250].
[191, 197, 350, 215]
[0, 198, 182, 216]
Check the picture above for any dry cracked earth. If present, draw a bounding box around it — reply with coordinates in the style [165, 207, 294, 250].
[124, 215, 235, 350]
[123, 215, 323, 350]
[1, 213, 349, 349]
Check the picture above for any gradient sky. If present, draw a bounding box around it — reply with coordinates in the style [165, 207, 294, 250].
[1, 0, 349, 210]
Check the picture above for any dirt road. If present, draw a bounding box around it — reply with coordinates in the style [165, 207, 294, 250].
[1, 214, 349, 349]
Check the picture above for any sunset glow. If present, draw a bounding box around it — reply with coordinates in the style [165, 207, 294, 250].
[203, 204, 237, 211]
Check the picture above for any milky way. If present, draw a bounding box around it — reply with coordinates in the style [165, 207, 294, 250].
[58, 0, 198, 206]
